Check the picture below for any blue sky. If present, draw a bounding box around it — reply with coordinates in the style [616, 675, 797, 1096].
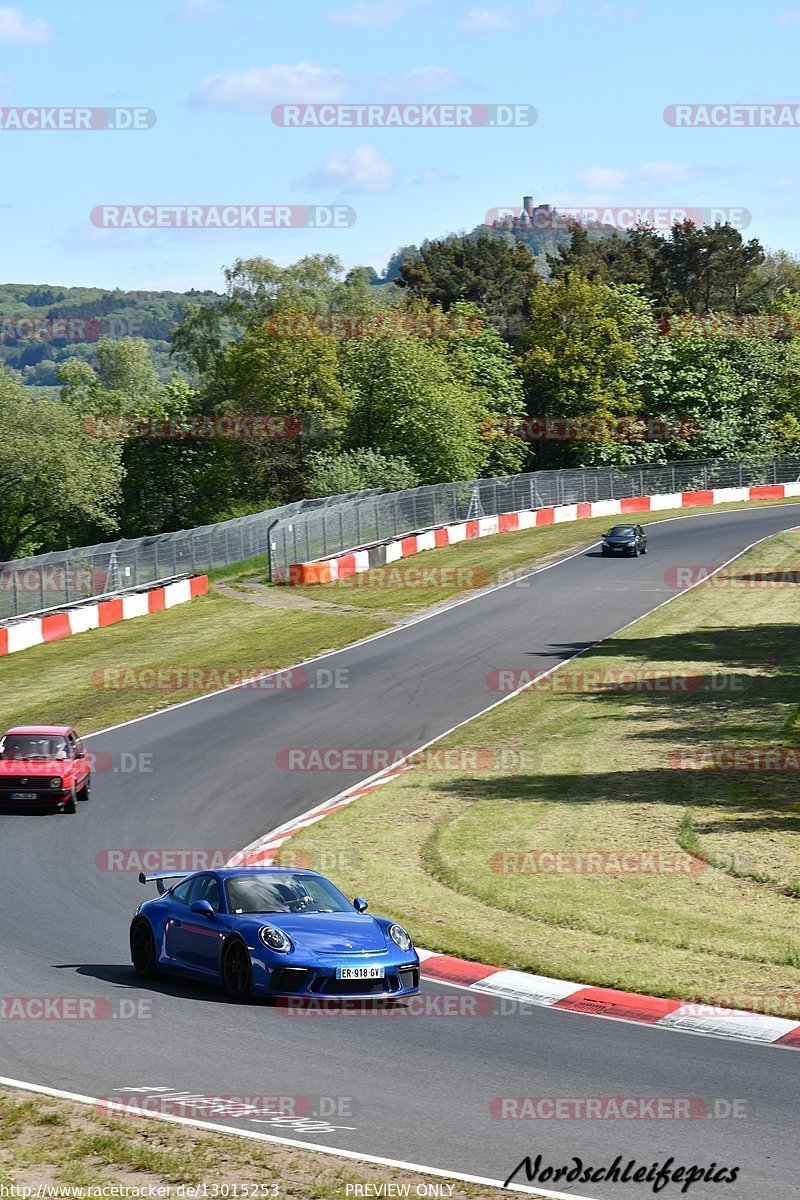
[2, 0, 800, 292]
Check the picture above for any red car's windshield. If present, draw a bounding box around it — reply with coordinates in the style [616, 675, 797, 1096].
[0, 734, 69, 761]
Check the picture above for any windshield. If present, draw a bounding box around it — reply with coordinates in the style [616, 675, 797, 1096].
[607, 526, 636, 537]
[224, 872, 354, 915]
[0, 734, 69, 761]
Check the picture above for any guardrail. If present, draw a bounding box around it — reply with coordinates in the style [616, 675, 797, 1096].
[2, 456, 799, 618]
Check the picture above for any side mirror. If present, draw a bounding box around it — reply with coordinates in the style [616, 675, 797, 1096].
[190, 900, 215, 919]
[353, 898, 368, 913]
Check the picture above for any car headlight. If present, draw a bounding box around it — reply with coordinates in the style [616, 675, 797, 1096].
[259, 925, 292, 953]
[389, 924, 412, 952]
[49, 777, 62, 789]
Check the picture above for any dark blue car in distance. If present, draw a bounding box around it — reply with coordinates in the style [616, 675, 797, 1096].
[601, 523, 648, 557]
[130, 866, 420, 1001]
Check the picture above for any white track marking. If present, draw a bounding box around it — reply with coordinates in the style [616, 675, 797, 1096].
[0, 1076, 600, 1200]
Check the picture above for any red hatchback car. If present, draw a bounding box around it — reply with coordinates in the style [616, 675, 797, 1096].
[0, 726, 91, 814]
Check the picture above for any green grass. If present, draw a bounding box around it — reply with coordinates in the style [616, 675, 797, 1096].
[0, 587, 382, 733]
[0, 1087, 506, 1197]
[291, 526, 800, 1017]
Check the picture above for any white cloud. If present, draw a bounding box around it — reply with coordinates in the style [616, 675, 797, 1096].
[295, 143, 397, 193]
[578, 161, 696, 193]
[458, 6, 514, 35]
[0, 6, 53, 44]
[191, 61, 350, 109]
[376, 65, 466, 97]
[777, 2, 800, 21]
[329, 0, 421, 27]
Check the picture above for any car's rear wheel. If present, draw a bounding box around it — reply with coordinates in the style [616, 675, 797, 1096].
[131, 920, 158, 977]
[62, 788, 77, 814]
[222, 939, 252, 1001]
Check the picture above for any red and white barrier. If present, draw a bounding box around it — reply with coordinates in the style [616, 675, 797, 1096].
[229, 766, 800, 1049]
[0, 576, 208, 658]
[287, 483, 800, 585]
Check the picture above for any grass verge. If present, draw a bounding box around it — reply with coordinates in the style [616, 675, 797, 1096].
[289, 527, 800, 1017]
[1, 498, 798, 737]
[0, 1086, 508, 1197]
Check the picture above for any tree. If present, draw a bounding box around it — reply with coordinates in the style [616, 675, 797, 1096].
[0, 369, 122, 560]
[340, 331, 487, 483]
[660, 221, 764, 314]
[519, 277, 644, 466]
[397, 233, 541, 328]
[439, 301, 527, 475]
[221, 313, 349, 502]
[306, 448, 419, 497]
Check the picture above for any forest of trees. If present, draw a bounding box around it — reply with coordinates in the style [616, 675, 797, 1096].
[3, 213, 800, 561]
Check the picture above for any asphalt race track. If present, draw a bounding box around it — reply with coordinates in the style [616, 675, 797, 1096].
[1, 505, 799, 1199]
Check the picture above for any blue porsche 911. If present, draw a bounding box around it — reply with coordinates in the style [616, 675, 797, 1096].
[130, 866, 420, 1001]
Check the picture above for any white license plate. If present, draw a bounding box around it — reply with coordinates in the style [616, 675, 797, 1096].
[10, 792, 38, 800]
[336, 966, 384, 980]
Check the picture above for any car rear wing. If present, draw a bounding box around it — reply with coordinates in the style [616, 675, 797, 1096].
[138, 870, 188, 895]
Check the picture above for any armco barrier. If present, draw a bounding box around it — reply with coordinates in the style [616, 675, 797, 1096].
[0, 575, 208, 658]
[287, 484, 800, 584]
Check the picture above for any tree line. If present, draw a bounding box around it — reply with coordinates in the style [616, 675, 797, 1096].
[2, 217, 800, 561]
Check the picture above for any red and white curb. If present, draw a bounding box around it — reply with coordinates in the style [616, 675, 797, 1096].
[229, 769, 800, 1051]
[286, 483, 800, 584]
[0, 575, 208, 658]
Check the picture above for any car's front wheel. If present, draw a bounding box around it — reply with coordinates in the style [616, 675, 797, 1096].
[62, 788, 77, 814]
[222, 938, 252, 1002]
[77, 777, 90, 802]
[131, 920, 158, 977]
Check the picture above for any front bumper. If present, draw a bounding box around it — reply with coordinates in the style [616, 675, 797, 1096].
[251, 954, 420, 998]
[0, 785, 68, 806]
[603, 542, 636, 554]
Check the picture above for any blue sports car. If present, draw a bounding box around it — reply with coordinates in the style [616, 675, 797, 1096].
[129, 866, 420, 1001]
